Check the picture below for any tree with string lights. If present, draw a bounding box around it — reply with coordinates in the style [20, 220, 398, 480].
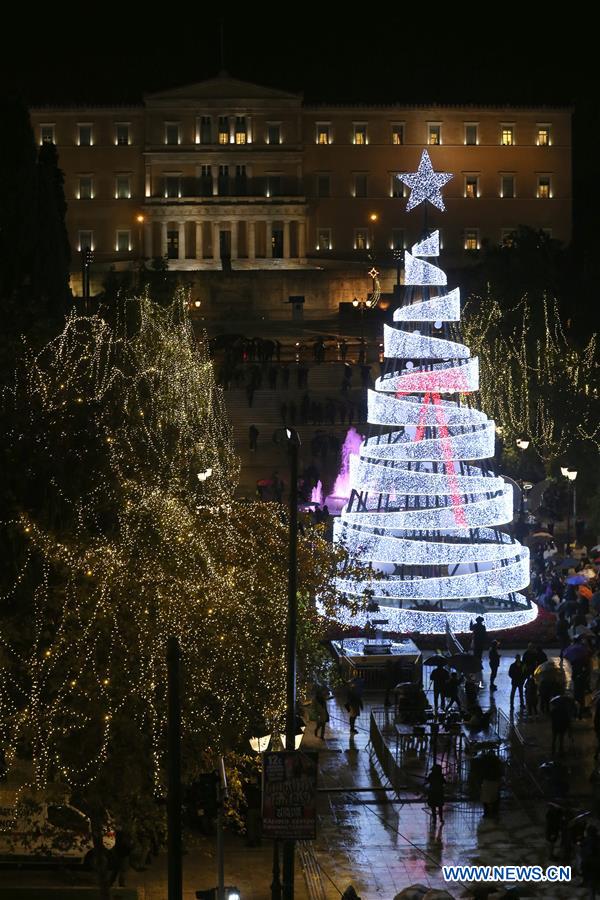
[0, 292, 347, 894]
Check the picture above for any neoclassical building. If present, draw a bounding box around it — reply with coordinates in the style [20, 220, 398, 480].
[30, 74, 572, 281]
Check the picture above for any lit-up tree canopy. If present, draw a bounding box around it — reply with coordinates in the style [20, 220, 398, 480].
[331, 151, 536, 634]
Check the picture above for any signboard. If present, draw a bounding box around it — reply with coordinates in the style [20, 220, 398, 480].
[262, 751, 318, 840]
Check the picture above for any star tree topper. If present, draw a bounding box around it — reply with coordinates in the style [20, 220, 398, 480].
[399, 149, 453, 212]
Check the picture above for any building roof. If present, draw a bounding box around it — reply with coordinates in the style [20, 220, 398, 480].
[144, 73, 302, 104]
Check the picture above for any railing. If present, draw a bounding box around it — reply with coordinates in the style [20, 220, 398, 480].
[369, 710, 404, 794]
[153, 175, 306, 200]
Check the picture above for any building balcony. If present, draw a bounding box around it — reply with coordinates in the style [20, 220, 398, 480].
[150, 175, 305, 202]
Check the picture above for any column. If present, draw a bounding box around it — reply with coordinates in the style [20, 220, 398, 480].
[211, 164, 219, 196]
[298, 219, 306, 259]
[266, 220, 273, 258]
[213, 222, 221, 261]
[230, 221, 238, 260]
[178, 221, 185, 260]
[283, 221, 291, 259]
[248, 221, 256, 260]
[195, 221, 203, 260]
[145, 167, 152, 198]
[160, 221, 168, 258]
[144, 223, 153, 258]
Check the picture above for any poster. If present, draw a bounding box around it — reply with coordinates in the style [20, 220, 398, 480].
[262, 751, 318, 840]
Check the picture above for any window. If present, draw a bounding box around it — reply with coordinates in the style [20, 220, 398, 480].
[428, 124, 441, 145]
[115, 175, 131, 199]
[501, 229, 516, 246]
[465, 123, 478, 145]
[354, 228, 368, 250]
[165, 123, 180, 145]
[167, 229, 179, 259]
[115, 123, 130, 146]
[537, 175, 551, 199]
[40, 124, 55, 144]
[316, 174, 330, 198]
[354, 123, 367, 145]
[218, 165, 230, 195]
[501, 175, 515, 198]
[164, 175, 181, 198]
[501, 125, 514, 146]
[317, 227, 332, 250]
[391, 123, 404, 145]
[391, 175, 405, 199]
[199, 164, 212, 194]
[78, 176, 93, 200]
[235, 165, 247, 194]
[354, 173, 368, 198]
[218, 116, 229, 144]
[464, 229, 479, 251]
[78, 230, 93, 252]
[198, 115, 211, 143]
[391, 228, 405, 251]
[316, 123, 331, 145]
[266, 175, 282, 197]
[116, 230, 131, 252]
[235, 116, 247, 144]
[537, 125, 551, 146]
[464, 175, 479, 199]
[78, 124, 93, 146]
[267, 122, 281, 145]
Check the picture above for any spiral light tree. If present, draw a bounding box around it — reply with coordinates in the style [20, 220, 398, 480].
[331, 150, 535, 634]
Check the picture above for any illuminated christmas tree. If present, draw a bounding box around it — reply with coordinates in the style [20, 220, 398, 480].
[332, 151, 535, 634]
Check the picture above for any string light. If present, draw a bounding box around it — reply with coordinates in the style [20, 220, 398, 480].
[398, 150, 453, 212]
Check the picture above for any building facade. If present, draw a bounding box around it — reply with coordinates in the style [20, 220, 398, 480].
[30, 75, 572, 282]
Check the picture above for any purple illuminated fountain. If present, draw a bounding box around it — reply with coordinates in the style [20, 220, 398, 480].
[324, 427, 362, 513]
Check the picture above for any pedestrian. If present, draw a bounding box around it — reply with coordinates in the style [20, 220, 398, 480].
[488, 640, 500, 690]
[309, 686, 330, 740]
[522, 642, 539, 678]
[429, 665, 449, 712]
[480, 752, 503, 818]
[545, 803, 563, 859]
[248, 424, 259, 452]
[111, 827, 134, 887]
[445, 671, 462, 712]
[508, 654, 525, 707]
[550, 695, 573, 755]
[525, 675, 538, 716]
[424, 763, 445, 825]
[339, 338, 348, 361]
[469, 616, 487, 661]
[556, 612, 570, 659]
[345, 681, 363, 734]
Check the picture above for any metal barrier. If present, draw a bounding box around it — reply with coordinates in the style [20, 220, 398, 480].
[369, 710, 404, 794]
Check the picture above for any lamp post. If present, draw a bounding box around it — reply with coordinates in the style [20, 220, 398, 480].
[560, 467, 578, 555]
[136, 214, 145, 287]
[367, 213, 378, 259]
[515, 438, 530, 540]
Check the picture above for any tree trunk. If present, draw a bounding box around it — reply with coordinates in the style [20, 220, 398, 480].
[91, 816, 112, 900]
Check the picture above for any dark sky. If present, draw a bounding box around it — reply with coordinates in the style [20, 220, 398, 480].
[1, 15, 589, 107]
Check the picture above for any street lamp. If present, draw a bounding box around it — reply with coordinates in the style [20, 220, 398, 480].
[368, 213, 378, 256]
[561, 467, 578, 554]
[136, 214, 146, 287]
[515, 438, 530, 538]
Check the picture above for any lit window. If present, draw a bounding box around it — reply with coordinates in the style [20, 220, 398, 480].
[267, 123, 281, 144]
[116, 230, 131, 253]
[317, 228, 332, 250]
[428, 124, 441, 145]
[235, 116, 247, 144]
[218, 116, 229, 144]
[40, 124, 55, 145]
[354, 228, 368, 250]
[316, 174, 330, 198]
[501, 126, 514, 146]
[316, 123, 331, 145]
[164, 175, 181, 198]
[391, 123, 404, 145]
[501, 229, 515, 246]
[78, 124, 93, 146]
[115, 123, 130, 146]
[199, 116, 212, 143]
[501, 175, 515, 198]
[537, 125, 550, 146]
[391, 228, 405, 250]
[465, 175, 479, 199]
[354, 174, 368, 198]
[537, 175, 551, 199]
[464, 229, 479, 251]
[354, 123, 367, 145]
[391, 175, 405, 199]
[78, 176, 93, 200]
[465, 123, 478, 145]
[78, 230, 93, 252]
[165, 123, 180, 145]
[116, 175, 131, 199]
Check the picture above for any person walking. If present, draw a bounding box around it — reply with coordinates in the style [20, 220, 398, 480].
[488, 640, 500, 690]
[429, 664, 449, 712]
[424, 763, 446, 826]
[248, 424, 259, 452]
[522, 642, 539, 678]
[345, 681, 363, 734]
[111, 827, 134, 887]
[310, 686, 330, 740]
[445, 671, 462, 712]
[550, 695, 573, 755]
[469, 616, 487, 661]
[525, 675, 538, 716]
[508, 654, 525, 707]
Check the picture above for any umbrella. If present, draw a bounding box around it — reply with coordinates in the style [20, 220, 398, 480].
[558, 557, 578, 568]
[567, 574, 588, 585]
[423, 655, 449, 667]
[591, 545, 600, 553]
[563, 643, 590, 665]
[579, 586, 593, 601]
[531, 531, 553, 539]
[448, 653, 482, 674]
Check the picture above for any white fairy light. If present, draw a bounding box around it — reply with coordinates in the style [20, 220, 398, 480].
[411, 230, 440, 257]
[398, 150, 453, 212]
[375, 357, 480, 394]
[404, 251, 447, 286]
[367, 391, 486, 426]
[393, 288, 461, 323]
[383, 323, 470, 360]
